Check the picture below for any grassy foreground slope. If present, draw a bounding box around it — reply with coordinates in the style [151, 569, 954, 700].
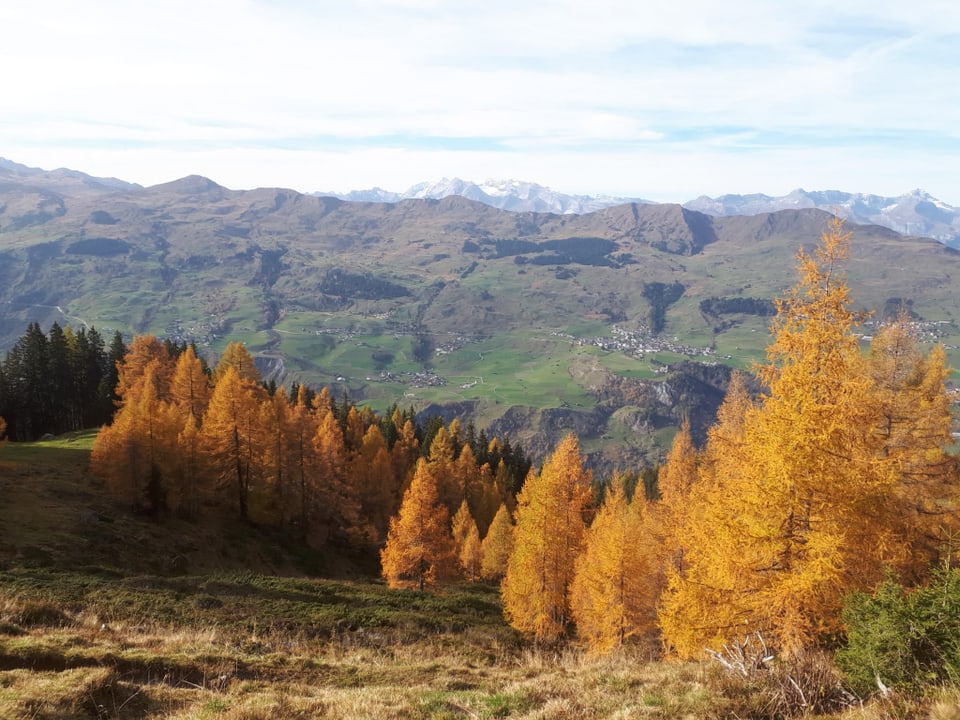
[4, 437, 960, 717]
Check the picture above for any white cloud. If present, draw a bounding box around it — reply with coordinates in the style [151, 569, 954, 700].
[2, 0, 959, 201]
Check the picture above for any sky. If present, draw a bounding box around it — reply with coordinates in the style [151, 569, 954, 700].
[2, 0, 959, 203]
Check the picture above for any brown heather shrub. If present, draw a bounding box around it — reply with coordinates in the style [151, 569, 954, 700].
[707, 635, 856, 718]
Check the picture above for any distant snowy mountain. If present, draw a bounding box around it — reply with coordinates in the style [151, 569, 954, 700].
[684, 189, 960, 247]
[314, 178, 652, 215]
[316, 180, 960, 246]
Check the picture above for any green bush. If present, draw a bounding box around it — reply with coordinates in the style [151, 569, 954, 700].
[837, 565, 960, 695]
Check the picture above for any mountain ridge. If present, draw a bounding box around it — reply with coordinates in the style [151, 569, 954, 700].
[5, 157, 956, 245]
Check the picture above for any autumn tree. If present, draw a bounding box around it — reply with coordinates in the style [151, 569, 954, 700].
[380, 458, 457, 590]
[866, 316, 957, 565]
[451, 500, 482, 579]
[282, 384, 319, 529]
[309, 403, 363, 546]
[427, 426, 462, 513]
[212, 341, 260, 384]
[353, 424, 398, 541]
[502, 433, 593, 642]
[480, 503, 514, 580]
[654, 418, 699, 574]
[659, 218, 910, 657]
[570, 474, 660, 654]
[201, 366, 268, 521]
[0, 416, 7, 450]
[115, 335, 174, 404]
[170, 345, 211, 423]
[91, 361, 178, 513]
[460, 522, 483, 581]
[259, 387, 294, 525]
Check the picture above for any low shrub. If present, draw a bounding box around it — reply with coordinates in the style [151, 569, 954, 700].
[708, 634, 855, 718]
[837, 565, 960, 695]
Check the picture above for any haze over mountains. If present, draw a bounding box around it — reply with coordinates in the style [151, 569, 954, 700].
[319, 176, 960, 247]
[3, 155, 960, 469]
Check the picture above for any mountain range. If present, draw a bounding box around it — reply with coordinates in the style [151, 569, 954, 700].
[315, 177, 653, 215]
[2, 156, 960, 470]
[320, 177, 960, 247]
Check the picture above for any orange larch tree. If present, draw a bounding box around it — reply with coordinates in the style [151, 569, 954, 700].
[114, 335, 175, 404]
[501, 433, 593, 642]
[380, 458, 457, 590]
[451, 500, 482, 579]
[659, 218, 908, 657]
[212, 341, 260, 384]
[201, 366, 268, 521]
[570, 474, 660, 654]
[309, 404, 362, 546]
[169, 345, 211, 424]
[480, 502, 514, 581]
[91, 360, 178, 513]
[866, 317, 958, 566]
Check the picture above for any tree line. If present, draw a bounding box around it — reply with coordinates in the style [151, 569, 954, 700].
[0, 322, 128, 440]
[87, 336, 530, 551]
[381, 218, 960, 663]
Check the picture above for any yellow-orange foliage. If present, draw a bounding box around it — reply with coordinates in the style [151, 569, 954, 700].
[502, 433, 593, 642]
[0, 417, 6, 449]
[201, 366, 268, 521]
[659, 218, 921, 657]
[170, 345, 211, 423]
[380, 458, 457, 591]
[866, 317, 958, 568]
[460, 524, 483, 581]
[570, 474, 660, 654]
[114, 335, 175, 404]
[655, 419, 698, 572]
[212, 341, 260, 384]
[480, 503, 514, 580]
[309, 405, 363, 546]
[452, 500, 482, 579]
[91, 361, 179, 512]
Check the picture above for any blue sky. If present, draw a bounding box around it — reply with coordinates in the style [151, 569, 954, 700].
[2, 0, 959, 203]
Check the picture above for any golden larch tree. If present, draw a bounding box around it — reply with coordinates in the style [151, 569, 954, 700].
[201, 366, 268, 521]
[480, 503, 514, 581]
[570, 474, 660, 654]
[91, 361, 178, 513]
[212, 341, 260, 384]
[428, 426, 462, 513]
[114, 335, 175, 404]
[259, 387, 294, 525]
[866, 317, 958, 569]
[309, 405, 363, 546]
[451, 500, 481, 579]
[353, 424, 397, 541]
[380, 458, 457, 590]
[654, 418, 699, 574]
[659, 218, 907, 657]
[469, 462, 503, 537]
[460, 522, 483, 581]
[501, 433, 593, 642]
[169, 345, 211, 424]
